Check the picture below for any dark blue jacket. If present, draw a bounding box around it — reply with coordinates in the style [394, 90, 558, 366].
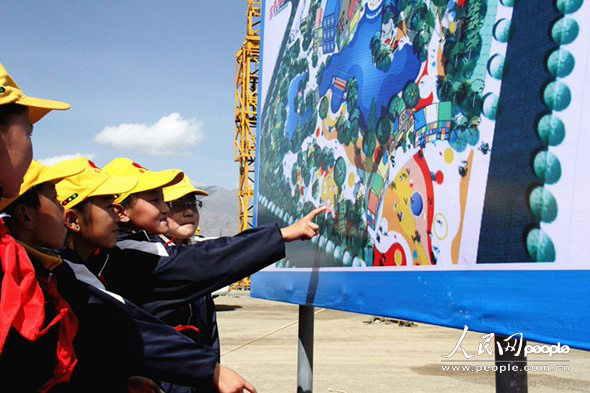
[158, 236, 220, 360]
[55, 248, 220, 392]
[88, 224, 285, 323]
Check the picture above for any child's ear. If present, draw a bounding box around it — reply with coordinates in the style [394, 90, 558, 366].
[113, 203, 130, 223]
[13, 204, 36, 230]
[63, 210, 81, 233]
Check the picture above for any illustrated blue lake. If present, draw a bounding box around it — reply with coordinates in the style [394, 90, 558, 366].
[318, 6, 421, 128]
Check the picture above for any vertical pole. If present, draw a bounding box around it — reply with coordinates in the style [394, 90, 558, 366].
[495, 336, 528, 393]
[297, 305, 314, 393]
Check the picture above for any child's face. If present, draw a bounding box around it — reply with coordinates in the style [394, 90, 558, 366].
[166, 194, 199, 240]
[0, 109, 33, 197]
[32, 183, 67, 249]
[77, 195, 120, 249]
[126, 188, 170, 235]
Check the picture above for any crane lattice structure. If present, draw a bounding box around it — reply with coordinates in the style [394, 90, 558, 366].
[234, 0, 261, 232]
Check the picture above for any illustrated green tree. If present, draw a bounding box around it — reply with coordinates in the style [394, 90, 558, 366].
[370, 32, 392, 71]
[302, 162, 311, 186]
[432, 0, 450, 13]
[319, 95, 329, 119]
[317, 63, 326, 85]
[367, 99, 378, 132]
[336, 113, 346, 132]
[326, 150, 335, 170]
[313, 146, 321, 169]
[294, 93, 303, 115]
[345, 77, 359, 111]
[312, 179, 320, 199]
[348, 108, 361, 145]
[334, 157, 347, 189]
[306, 145, 316, 168]
[292, 38, 301, 60]
[362, 132, 376, 159]
[376, 115, 392, 146]
[460, 87, 483, 118]
[291, 164, 298, 185]
[439, 0, 487, 123]
[388, 95, 405, 120]
[301, 14, 313, 51]
[402, 81, 420, 109]
[319, 147, 329, 171]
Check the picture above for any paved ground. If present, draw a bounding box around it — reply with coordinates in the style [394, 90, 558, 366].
[216, 292, 590, 393]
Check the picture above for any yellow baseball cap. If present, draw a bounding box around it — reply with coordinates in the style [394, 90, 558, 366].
[0, 159, 86, 211]
[0, 63, 71, 124]
[55, 158, 138, 209]
[163, 173, 208, 202]
[103, 158, 184, 203]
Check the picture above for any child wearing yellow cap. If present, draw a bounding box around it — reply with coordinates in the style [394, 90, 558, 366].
[0, 64, 70, 199]
[160, 174, 221, 369]
[98, 159, 326, 314]
[95, 158, 326, 393]
[102, 157, 268, 392]
[103, 157, 183, 235]
[55, 158, 256, 392]
[0, 160, 84, 392]
[0, 64, 75, 392]
[162, 173, 208, 243]
[1, 160, 162, 392]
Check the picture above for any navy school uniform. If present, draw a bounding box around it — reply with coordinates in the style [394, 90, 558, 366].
[51, 248, 220, 392]
[87, 224, 285, 323]
[159, 235, 220, 360]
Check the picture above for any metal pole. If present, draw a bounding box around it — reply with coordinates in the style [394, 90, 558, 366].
[495, 336, 528, 393]
[297, 305, 314, 393]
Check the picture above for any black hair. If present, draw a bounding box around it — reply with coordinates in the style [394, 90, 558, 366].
[119, 193, 138, 208]
[4, 186, 41, 214]
[3, 186, 41, 230]
[0, 104, 27, 125]
[70, 198, 92, 219]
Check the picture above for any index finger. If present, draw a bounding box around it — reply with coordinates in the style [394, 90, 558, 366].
[305, 206, 328, 220]
[243, 380, 257, 393]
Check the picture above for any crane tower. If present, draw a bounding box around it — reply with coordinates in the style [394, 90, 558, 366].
[234, 0, 261, 232]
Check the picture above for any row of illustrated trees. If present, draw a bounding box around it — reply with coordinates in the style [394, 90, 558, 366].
[260, 0, 489, 264]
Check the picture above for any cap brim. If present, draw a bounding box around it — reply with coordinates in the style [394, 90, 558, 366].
[136, 170, 184, 194]
[114, 169, 184, 204]
[18, 96, 71, 124]
[164, 185, 208, 202]
[36, 159, 87, 186]
[91, 176, 138, 198]
[0, 159, 86, 211]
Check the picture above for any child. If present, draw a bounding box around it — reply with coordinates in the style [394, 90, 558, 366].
[55, 158, 254, 393]
[0, 63, 75, 392]
[162, 173, 208, 243]
[1, 160, 163, 392]
[161, 174, 219, 359]
[99, 158, 324, 318]
[96, 158, 324, 393]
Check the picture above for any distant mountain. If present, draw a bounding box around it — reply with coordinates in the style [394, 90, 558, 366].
[198, 186, 240, 237]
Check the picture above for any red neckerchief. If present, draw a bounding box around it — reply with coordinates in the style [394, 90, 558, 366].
[0, 219, 78, 391]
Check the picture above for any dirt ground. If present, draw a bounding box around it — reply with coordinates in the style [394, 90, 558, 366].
[215, 291, 590, 393]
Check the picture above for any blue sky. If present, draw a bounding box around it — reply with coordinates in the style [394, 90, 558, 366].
[1, 1, 248, 188]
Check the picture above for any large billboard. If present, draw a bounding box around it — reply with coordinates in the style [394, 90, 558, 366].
[253, 0, 590, 349]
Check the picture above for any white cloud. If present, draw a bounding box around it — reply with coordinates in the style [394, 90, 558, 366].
[93, 113, 205, 155]
[38, 153, 95, 166]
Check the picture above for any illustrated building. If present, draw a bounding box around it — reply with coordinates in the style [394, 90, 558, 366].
[413, 102, 452, 147]
[322, 0, 341, 54]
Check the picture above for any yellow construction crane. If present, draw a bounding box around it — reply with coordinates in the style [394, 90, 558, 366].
[232, 0, 261, 291]
[234, 0, 261, 233]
